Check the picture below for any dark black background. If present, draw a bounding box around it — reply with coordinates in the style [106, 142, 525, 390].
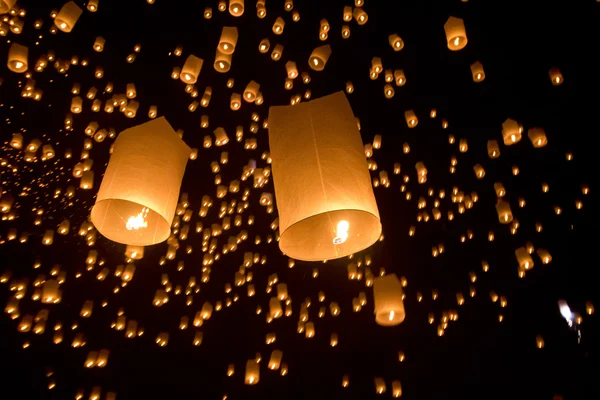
[0, 0, 598, 399]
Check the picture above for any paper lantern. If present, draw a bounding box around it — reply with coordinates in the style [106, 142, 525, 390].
[487, 139, 500, 158]
[214, 50, 232, 73]
[7, 43, 28, 73]
[502, 118, 522, 145]
[42, 280, 61, 304]
[229, 0, 244, 16]
[245, 360, 260, 384]
[214, 127, 229, 146]
[259, 38, 270, 53]
[353, 7, 368, 25]
[180, 55, 203, 84]
[285, 61, 298, 79]
[373, 273, 406, 326]
[384, 84, 394, 98]
[87, 0, 99, 12]
[405, 110, 418, 127]
[389, 34, 404, 51]
[393, 69, 406, 86]
[516, 247, 534, 270]
[230, 93, 242, 110]
[90, 118, 191, 246]
[271, 44, 284, 60]
[268, 350, 283, 370]
[496, 199, 513, 224]
[1, 0, 17, 14]
[93, 37, 105, 52]
[273, 17, 285, 34]
[244, 81, 260, 102]
[444, 16, 467, 50]
[309, 45, 331, 71]
[218, 27, 238, 55]
[528, 127, 547, 148]
[55, 1, 83, 32]
[125, 245, 144, 260]
[268, 91, 381, 261]
[471, 61, 485, 82]
[549, 68, 563, 86]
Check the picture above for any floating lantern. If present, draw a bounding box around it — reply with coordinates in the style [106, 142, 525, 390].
[394, 69, 406, 86]
[487, 140, 500, 159]
[229, 0, 244, 16]
[309, 45, 331, 71]
[516, 247, 533, 270]
[502, 118, 522, 145]
[245, 360, 259, 384]
[259, 38, 270, 53]
[273, 17, 285, 34]
[353, 7, 368, 25]
[87, 0, 99, 12]
[181, 55, 203, 84]
[373, 274, 405, 326]
[405, 110, 418, 127]
[389, 34, 404, 51]
[268, 350, 283, 370]
[218, 27, 238, 55]
[7, 43, 28, 73]
[444, 16, 467, 50]
[549, 68, 563, 86]
[271, 44, 284, 60]
[93, 37, 105, 52]
[214, 50, 232, 72]
[90, 118, 191, 246]
[470, 61, 485, 82]
[268, 91, 381, 261]
[54, 1, 82, 32]
[244, 81, 260, 102]
[528, 127, 547, 148]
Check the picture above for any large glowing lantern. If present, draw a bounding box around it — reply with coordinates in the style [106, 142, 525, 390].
[373, 273, 405, 326]
[309, 45, 331, 71]
[7, 43, 28, 73]
[90, 118, 191, 246]
[444, 16, 467, 50]
[268, 91, 381, 261]
[54, 1, 83, 32]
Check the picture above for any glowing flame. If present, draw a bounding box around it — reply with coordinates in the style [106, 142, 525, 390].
[389, 310, 395, 321]
[126, 208, 149, 231]
[558, 300, 573, 326]
[333, 220, 349, 244]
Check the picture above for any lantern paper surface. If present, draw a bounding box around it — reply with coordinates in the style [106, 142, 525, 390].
[90, 117, 191, 246]
[268, 91, 381, 261]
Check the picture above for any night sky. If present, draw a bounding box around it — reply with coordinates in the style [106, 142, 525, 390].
[0, 0, 598, 399]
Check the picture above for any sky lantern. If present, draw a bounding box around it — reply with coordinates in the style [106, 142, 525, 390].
[309, 45, 331, 71]
[444, 16, 467, 50]
[502, 118, 522, 145]
[90, 118, 191, 246]
[229, 0, 244, 16]
[528, 127, 548, 148]
[470, 61, 485, 82]
[218, 27, 238, 55]
[549, 68, 563, 85]
[7, 43, 28, 73]
[389, 34, 404, 51]
[373, 273, 406, 326]
[268, 91, 381, 261]
[245, 360, 260, 384]
[180, 55, 203, 84]
[54, 1, 83, 32]
[214, 50, 232, 72]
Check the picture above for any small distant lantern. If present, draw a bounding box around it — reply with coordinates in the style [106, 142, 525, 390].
[528, 127, 547, 148]
[549, 68, 563, 86]
[487, 140, 500, 159]
[405, 110, 418, 127]
[388, 34, 404, 51]
[259, 38, 270, 53]
[229, 0, 244, 16]
[180, 55, 203, 84]
[353, 7, 368, 25]
[273, 17, 285, 34]
[496, 199, 513, 224]
[470, 61, 485, 82]
[244, 80, 260, 102]
[373, 274, 406, 326]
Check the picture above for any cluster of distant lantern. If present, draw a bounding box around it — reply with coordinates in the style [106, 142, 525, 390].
[0, 0, 587, 397]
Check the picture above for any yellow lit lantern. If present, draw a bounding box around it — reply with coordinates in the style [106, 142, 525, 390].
[90, 118, 191, 246]
[375, 378, 386, 394]
[384, 84, 395, 99]
[549, 68, 563, 86]
[1, 0, 17, 13]
[470, 61, 485, 82]
[286, 61, 298, 79]
[271, 44, 284, 60]
[54, 1, 83, 32]
[268, 350, 283, 370]
[125, 245, 144, 259]
[214, 50, 232, 73]
[273, 17, 285, 34]
[88, 0, 99, 12]
[229, 0, 244, 16]
[80, 171, 94, 189]
[405, 110, 418, 127]
[245, 360, 259, 384]
[8, 43, 28, 73]
[230, 93, 242, 110]
[268, 91, 381, 261]
[516, 247, 533, 270]
[204, 6, 212, 18]
[214, 127, 229, 146]
[259, 38, 270, 53]
[487, 139, 500, 158]
[528, 127, 547, 148]
[502, 118, 522, 145]
[444, 16, 467, 50]
[496, 199, 513, 224]
[389, 34, 404, 51]
[218, 27, 238, 55]
[42, 280, 61, 304]
[93, 36, 105, 52]
[392, 380, 402, 398]
[180, 55, 203, 84]
[244, 80, 260, 102]
[394, 69, 406, 86]
[373, 273, 405, 326]
[353, 7, 368, 25]
[309, 44, 331, 71]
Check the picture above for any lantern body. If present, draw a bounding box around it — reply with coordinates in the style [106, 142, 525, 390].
[229, 0, 244, 16]
[1, 0, 17, 14]
[549, 68, 563, 86]
[181, 55, 203, 84]
[268, 91, 381, 261]
[55, 1, 83, 32]
[244, 81, 260, 102]
[309, 45, 331, 71]
[528, 128, 547, 148]
[388, 34, 404, 51]
[218, 27, 238, 54]
[502, 118, 522, 145]
[444, 16, 467, 50]
[245, 360, 260, 384]
[7, 43, 28, 73]
[470, 61, 485, 82]
[496, 200, 513, 224]
[214, 50, 232, 73]
[90, 118, 191, 246]
[373, 274, 406, 326]
[487, 140, 500, 159]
